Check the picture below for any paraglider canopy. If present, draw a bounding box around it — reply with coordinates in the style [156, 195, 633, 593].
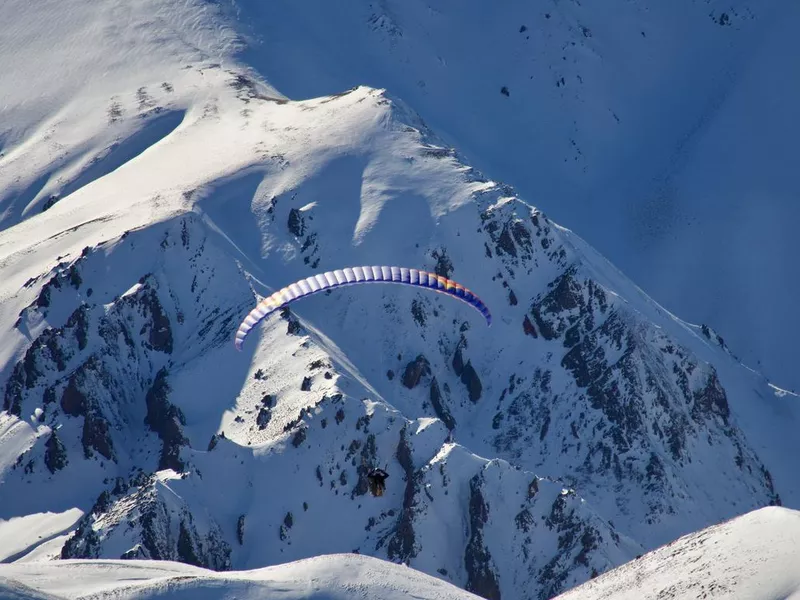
[367, 468, 389, 497]
[234, 266, 492, 351]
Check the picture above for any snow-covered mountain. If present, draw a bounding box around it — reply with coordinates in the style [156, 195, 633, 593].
[555, 506, 800, 600]
[1, 1, 798, 599]
[0, 553, 485, 599]
[224, 0, 800, 392]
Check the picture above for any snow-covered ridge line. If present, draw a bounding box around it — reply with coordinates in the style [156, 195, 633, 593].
[0, 553, 484, 599]
[555, 506, 800, 600]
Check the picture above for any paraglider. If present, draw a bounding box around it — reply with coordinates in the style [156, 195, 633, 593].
[234, 266, 491, 350]
[367, 468, 389, 497]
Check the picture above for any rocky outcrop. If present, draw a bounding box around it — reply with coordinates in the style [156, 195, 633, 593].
[537, 490, 604, 599]
[451, 343, 482, 402]
[402, 355, 431, 389]
[465, 475, 501, 600]
[429, 378, 456, 430]
[144, 368, 187, 472]
[387, 426, 420, 563]
[61, 473, 231, 570]
[44, 431, 68, 474]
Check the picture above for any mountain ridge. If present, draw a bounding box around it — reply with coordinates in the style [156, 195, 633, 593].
[1, 2, 798, 598]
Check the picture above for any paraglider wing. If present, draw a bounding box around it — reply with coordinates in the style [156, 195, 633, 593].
[234, 266, 491, 350]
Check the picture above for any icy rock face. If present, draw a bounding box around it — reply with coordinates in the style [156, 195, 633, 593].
[471, 195, 782, 544]
[380, 444, 640, 600]
[1, 214, 247, 502]
[4, 283, 171, 464]
[61, 472, 231, 570]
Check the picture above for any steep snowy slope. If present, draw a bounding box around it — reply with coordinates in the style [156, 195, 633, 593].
[0, 0, 244, 230]
[1, 2, 799, 600]
[223, 0, 800, 392]
[555, 506, 800, 600]
[0, 553, 483, 599]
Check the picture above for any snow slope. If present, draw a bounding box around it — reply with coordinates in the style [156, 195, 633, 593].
[1, 2, 799, 600]
[555, 506, 800, 600]
[0, 553, 483, 599]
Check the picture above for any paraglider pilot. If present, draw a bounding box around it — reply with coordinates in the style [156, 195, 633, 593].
[367, 468, 389, 497]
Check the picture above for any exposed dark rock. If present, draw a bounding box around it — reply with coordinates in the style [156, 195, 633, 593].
[292, 426, 307, 448]
[91, 490, 113, 515]
[42, 195, 59, 212]
[257, 407, 271, 429]
[66, 305, 90, 350]
[61, 373, 88, 417]
[44, 431, 68, 473]
[177, 520, 203, 567]
[22, 343, 43, 387]
[288, 208, 305, 237]
[67, 265, 82, 289]
[65, 472, 231, 570]
[411, 299, 426, 327]
[515, 509, 534, 532]
[282, 307, 303, 335]
[3, 363, 25, 415]
[464, 474, 501, 600]
[530, 268, 601, 341]
[496, 224, 516, 256]
[402, 355, 431, 389]
[61, 521, 101, 559]
[82, 411, 115, 461]
[564, 324, 580, 348]
[692, 370, 730, 424]
[138, 288, 173, 354]
[43, 386, 56, 404]
[144, 368, 187, 472]
[508, 289, 518, 306]
[387, 426, 418, 563]
[36, 284, 52, 309]
[539, 491, 601, 598]
[432, 248, 454, 278]
[460, 360, 483, 402]
[528, 478, 539, 498]
[351, 434, 378, 498]
[429, 378, 456, 430]
[301, 376, 312, 391]
[452, 344, 465, 377]
[523, 314, 538, 337]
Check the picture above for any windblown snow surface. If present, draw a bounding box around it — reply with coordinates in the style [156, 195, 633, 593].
[1, 1, 799, 599]
[0, 553, 483, 600]
[555, 506, 800, 600]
